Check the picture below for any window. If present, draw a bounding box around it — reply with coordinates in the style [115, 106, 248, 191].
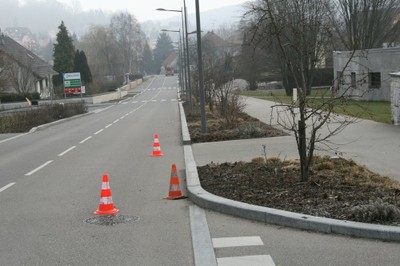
[351, 72, 356, 87]
[368, 72, 381, 88]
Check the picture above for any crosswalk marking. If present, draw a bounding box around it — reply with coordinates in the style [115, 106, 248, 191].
[146, 87, 178, 91]
[217, 255, 275, 266]
[212, 236, 275, 266]
[130, 99, 176, 104]
[212, 236, 263, 248]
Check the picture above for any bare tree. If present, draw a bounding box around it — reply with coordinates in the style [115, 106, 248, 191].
[79, 25, 120, 79]
[332, 0, 400, 50]
[0, 51, 36, 95]
[110, 12, 143, 76]
[245, 0, 357, 181]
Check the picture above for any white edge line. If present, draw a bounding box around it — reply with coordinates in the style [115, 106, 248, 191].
[80, 136, 92, 144]
[25, 160, 53, 176]
[58, 146, 76, 157]
[0, 182, 16, 193]
[0, 133, 29, 144]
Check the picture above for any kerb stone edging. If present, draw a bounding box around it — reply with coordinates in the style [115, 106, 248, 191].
[179, 102, 400, 243]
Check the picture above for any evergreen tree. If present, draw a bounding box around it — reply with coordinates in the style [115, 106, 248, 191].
[153, 33, 174, 74]
[53, 21, 75, 86]
[142, 41, 154, 75]
[73, 50, 92, 84]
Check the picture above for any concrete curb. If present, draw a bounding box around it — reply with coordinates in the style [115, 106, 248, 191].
[179, 102, 400, 243]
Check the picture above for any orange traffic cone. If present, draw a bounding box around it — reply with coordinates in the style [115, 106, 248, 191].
[94, 174, 119, 215]
[165, 164, 185, 200]
[151, 134, 163, 157]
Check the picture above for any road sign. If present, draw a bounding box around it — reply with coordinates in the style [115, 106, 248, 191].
[63, 72, 82, 94]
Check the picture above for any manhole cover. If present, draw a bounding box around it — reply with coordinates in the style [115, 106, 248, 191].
[84, 214, 140, 226]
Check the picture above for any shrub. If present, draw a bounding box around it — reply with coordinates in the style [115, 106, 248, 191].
[351, 198, 400, 223]
[0, 102, 88, 133]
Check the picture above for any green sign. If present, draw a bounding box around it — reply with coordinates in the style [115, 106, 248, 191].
[63, 72, 82, 94]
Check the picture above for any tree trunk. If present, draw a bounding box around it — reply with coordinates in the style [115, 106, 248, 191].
[298, 119, 309, 181]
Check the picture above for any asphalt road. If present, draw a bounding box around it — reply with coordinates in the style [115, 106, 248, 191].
[1, 76, 399, 265]
[0, 76, 193, 265]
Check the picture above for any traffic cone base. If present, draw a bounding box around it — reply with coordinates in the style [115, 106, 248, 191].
[94, 174, 120, 215]
[94, 208, 119, 215]
[151, 134, 163, 157]
[165, 164, 186, 200]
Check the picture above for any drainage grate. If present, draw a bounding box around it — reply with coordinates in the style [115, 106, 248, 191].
[84, 214, 140, 226]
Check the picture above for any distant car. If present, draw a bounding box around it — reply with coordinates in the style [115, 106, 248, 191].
[165, 67, 174, 76]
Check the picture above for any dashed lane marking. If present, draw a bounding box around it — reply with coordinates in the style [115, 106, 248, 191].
[0, 182, 16, 193]
[25, 160, 53, 176]
[80, 136, 92, 144]
[58, 146, 76, 157]
[94, 129, 104, 135]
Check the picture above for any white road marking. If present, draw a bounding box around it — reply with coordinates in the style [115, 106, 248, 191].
[25, 160, 53, 176]
[105, 123, 113, 128]
[113, 119, 120, 123]
[92, 105, 114, 113]
[94, 129, 104, 135]
[217, 255, 275, 266]
[58, 146, 76, 157]
[171, 99, 177, 102]
[212, 236, 264, 248]
[0, 133, 29, 144]
[132, 101, 138, 104]
[151, 100, 157, 102]
[161, 99, 167, 102]
[0, 182, 16, 193]
[80, 136, 92, 144]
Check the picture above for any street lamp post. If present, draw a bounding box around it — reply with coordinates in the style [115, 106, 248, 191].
[195, 0, 207, 133]
[156, 3, 193, 111]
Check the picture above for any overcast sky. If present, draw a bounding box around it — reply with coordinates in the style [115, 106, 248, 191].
[42, 0, 249, 22]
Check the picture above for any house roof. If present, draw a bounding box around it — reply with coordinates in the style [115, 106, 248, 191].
[202, 31, 227, 48]
[0, 33, 57, 78]
[162, 52, 178, 67]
